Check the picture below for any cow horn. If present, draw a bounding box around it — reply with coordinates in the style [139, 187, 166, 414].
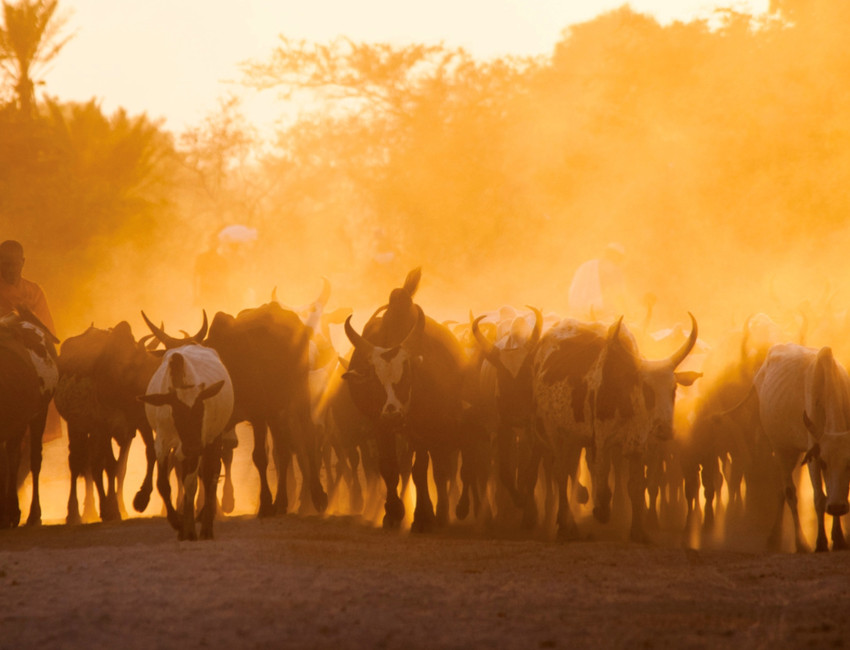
[471, 313, 499, 366]
[344, 315, 375, 355]
[369, 303, 389, 322]
[665, 312, 698, 369]
[141, 311, 185, 349]
[318, 276, 331, 306]
[403, 267, 421, 297]
[271, 286, 279, 304]
[193, 310, 209, 342]
[526, 305, 543, 348]
[401, 305, 425, 349]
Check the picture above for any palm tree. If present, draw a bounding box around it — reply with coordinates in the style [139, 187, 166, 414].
[0, 0, 72, 117]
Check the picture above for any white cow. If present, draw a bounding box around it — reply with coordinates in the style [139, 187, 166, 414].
[753, 343, 850, 552]
[141, 344, 234, 540]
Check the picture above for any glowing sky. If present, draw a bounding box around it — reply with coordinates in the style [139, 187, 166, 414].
[42, 0, 768, 134]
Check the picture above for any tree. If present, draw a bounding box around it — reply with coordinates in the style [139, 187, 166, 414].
[0, 0, 72, 117]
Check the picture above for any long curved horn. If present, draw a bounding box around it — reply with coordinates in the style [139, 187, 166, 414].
[318, 276, 331, 307]
[666, 312, 698, 369]
[141, 311, 186, 349]
[401, 305, 425, 350]
[271, 286, 279, 304]
[344, 315, 375, 355]
[471, 312, 498, 361]
[190, 311, 208, 343]
[526, 305, 543, 348]
[369, 303, 389, 322]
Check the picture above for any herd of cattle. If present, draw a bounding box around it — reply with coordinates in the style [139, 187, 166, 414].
[2, 267, 850, 552]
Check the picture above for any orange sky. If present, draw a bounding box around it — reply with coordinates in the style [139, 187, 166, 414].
[43, 0, 769, 135]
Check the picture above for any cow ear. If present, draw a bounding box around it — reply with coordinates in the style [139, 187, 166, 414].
[342, 370, 366, 383]
[198, 380, 225, 402]
[675, 370, 702, 387]
[802, 443, 821, 467]
[138, 392, 174, 407]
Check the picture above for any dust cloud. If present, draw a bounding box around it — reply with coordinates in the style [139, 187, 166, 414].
[8, 3, 850, 549]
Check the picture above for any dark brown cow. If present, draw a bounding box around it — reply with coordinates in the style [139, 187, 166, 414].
[343, 268, 469, 531]
[532, 314, 698, 542]
[204, 302, 328, 517]
[0, 307, 58, 528]
[54, 322, 160, 524]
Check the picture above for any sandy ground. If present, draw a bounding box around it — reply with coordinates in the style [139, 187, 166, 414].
[4, 432, 850, 649]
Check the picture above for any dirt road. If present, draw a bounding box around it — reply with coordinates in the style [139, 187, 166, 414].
[2, 513, 849, 649]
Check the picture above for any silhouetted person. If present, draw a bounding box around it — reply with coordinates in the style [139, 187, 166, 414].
[0, 239, 61, 443]
[568, 242, 628, 322]
[0, 239, 55, 334]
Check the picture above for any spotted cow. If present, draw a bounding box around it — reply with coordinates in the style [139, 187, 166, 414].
[532, 314, 698, 542]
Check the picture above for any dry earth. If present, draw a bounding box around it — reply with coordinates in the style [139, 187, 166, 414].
[3, 434, 850, 649]
[3, 512, 850, 650]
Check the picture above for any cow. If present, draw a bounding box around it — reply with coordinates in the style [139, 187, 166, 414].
[202, 302, 328, 518]
[54, 322, 161, 524]
[139, 320, 234, 540]
[532, 313, 698, 542]
[0, 306, 58, 528]
[752, 342, 850, 552]
[275, 278, 352, 514]
[465, 307, 545, 523]
[343, 267, 469, 531]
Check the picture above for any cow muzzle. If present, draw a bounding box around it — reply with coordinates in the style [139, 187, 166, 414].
[827, 502, 850, 517]
[380, 403, 405, 424]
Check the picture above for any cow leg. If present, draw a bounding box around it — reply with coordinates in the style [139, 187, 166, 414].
[702, 458, 719, 533]
[25, 405, 49, 527]
[66, 422, 87, 525]
[156, 453, 182, 532]
[805, 459, 830, 552]
[95, 434, 120, 522]
[410, 447, 436, 533]
[431, 448, 452, 527]
[3, 431, 24, 527]
[555, 459, 579, 541]
[181, 456, 200, 541]
[114, 437, 132, 519]
[590, 443, 613, 525]
[219, 427, 236, 514]
[627, 454, 650, 544]
[133, 422, 157, 513]
[295, 404, 329, 514]
[767, 450, 809, 553]
[250, 419, 275, 517]
[377, 428, 404, 528]
[200, 438, 223, 540]
[268, 414, 292, 515]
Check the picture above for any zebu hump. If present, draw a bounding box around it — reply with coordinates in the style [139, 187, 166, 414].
[539, 328, 605, 386]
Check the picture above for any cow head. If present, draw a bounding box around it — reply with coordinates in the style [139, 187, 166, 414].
[139, 352, 225, 458]
[803, 410, 850, 517]
[141, 311, 208, 349]
[618, 312, 699, 444]
[472, 307, 542, 419]
[343, 306, 425, 425]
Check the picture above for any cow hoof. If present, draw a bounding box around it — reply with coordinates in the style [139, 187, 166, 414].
[576, 484, 589, 505]
[26, 511, 42, 527]
[557, 524, 580, 542]
[257, 500, 276, 518]
[411, 516, 435, 534]
[455, 498, 470, 521]
[385, 499, 405, 523]
[312, 489, 328, 514]
[816, 538, 830, 553]
[630, 528, 651, 545]
[66, 510, 81, 526]
[382, 513, 402, 529]
[133, 490, 150, 513]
